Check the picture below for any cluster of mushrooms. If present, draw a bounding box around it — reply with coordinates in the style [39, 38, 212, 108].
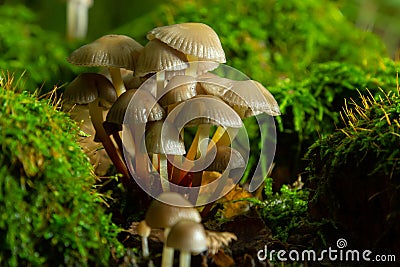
[137, 192, 237, 266]
[62, 22, 280, 207]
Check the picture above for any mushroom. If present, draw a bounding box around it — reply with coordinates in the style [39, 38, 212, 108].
[167, 95, 242, 204]
[145, 192, 201, 267]
[221, 79, 281, 118]
[135, 39, 189, 78]
[158, 75, 197, 109]
[62, 73, 131, 186]
[105, 85, 165, 184]
[137, 220, 151, 258]
[147, 22, 225, 76]
[145, 120, 186, 191]
[166, 220, 208, 267]
[67, 34, 143, 96]
[147, 22, 226, 63]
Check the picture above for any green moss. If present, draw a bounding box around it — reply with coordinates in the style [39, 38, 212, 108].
[0, 75, 123, 266]
[246, 178, 309, 242]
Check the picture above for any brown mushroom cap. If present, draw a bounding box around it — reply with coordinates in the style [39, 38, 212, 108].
[205, 146, 245, 172]
[147, 22, 226, 63]
[67, 34, 143, 70]
[159, 75, 197, 107]
[135, 39, 189, 77]
[145, 121, 186, 155]
[222, 80, 281, 117]
[169, 95, 243, 128]
[166, 220, 208, 254]
[106, 88, 165, 125]
[63, 73, 117, 108]
[145, 192, 201, 229]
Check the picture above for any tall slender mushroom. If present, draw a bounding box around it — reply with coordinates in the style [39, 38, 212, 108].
[106, 86, 165, 184]
[145, 120, 186, 191]
[67, 34, 143, 96]
[62, 73, 131, 187]
[166, 95, 242, 204]
[145, 192, 201, 267]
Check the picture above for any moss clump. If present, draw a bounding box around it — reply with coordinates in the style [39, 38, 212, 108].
[305, 82, 400, 250]
[0, 74, 123, 266]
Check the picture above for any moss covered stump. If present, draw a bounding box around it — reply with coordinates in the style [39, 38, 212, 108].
[305, 85, 400, 252]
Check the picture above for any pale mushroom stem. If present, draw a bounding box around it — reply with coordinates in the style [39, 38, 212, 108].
[188, 124, 210, 204]
[185, 55, 199, 77]
[159, 154, 170, 192]
[179, 251, 191, 267]
[142, 236, 149, 258]
[162, 228, 174, 267]
[88, 100, 131, 187]
[66, 0, 77, 41]
[134, 123, 150, 187]
[108, 67, 126, 96]
[75, 0, 92, 39]
[66, 0, 92, 41]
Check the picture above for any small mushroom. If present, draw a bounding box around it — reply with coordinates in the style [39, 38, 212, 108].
[147, 22, 226, 63]
[167, 95, 242, 203]
[147, 22, 225, 76]
[67, 34, 143, 96]
[135, 39, 189, 78]
[145, 120, 186, 191]
[63, 73, 131, 187]
[137, 220, 151, 258]
[145, 192, 201, 267]
[158, 75, 197, 108]
[166, 220, 208, 267]
[221, 79, 281, 118]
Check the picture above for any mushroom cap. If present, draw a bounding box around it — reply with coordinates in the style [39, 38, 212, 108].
[63, 73, 117, 108]
[145, 192, 201, 229]
[166, 220, 208, 253]
[145, 121, 186, 155]
[67, 34, 143, 70]
[147, 22, 226, 63]
[135, 39, 189, 77]
[205, 146, 246, 172]
[106, 88, 165, 125]
[159, 75, 197, 107]
[198, 72, 233, 97]
[222, 80, 281, 117]
[169, 95, 243, 128]
[137, 220, 151, 238]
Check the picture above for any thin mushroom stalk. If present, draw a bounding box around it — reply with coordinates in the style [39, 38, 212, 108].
[88, 100, 131, 187]
[109, 67, 126, 97]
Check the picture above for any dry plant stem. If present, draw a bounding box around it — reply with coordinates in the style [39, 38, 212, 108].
[88, 101, 131, 187]
[162, 228, 174, 267]
[109, 67, 126, 96]
[179, 251, 191, 267]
